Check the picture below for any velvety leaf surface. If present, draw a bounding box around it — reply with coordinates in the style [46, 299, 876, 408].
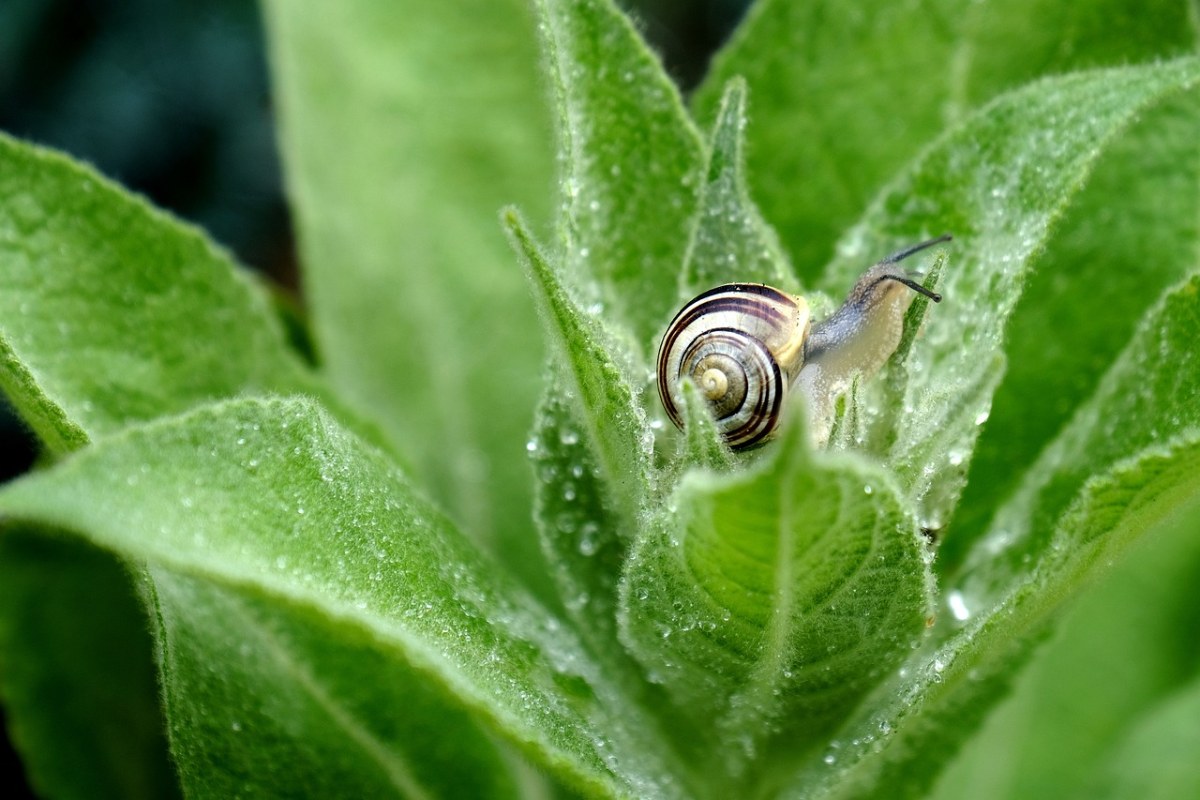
[0, 397, 687, 799]
[0, 132, 319, 800]
[506, 210, 653, 527]
[620, 409, 932, 785]
[681, 77, 795, 297]
[150, 570, 519, 799]
[262, 0, 553, 562]
[535, 0, 704, 346]
[697, 0, 1199, 282]
[0, 534, 178, 800]
[946, 89, 1200, 567]
[0, 133, 314, 453]
[818, 59, 1200, 531]
[528, 379, 627, 651]
[776, 271, 1200, 800]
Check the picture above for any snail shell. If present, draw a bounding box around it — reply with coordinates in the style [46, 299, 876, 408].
[657, 236, 949, 450]
[657, 284, 811, 449]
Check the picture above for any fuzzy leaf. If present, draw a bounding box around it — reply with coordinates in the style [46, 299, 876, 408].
[946, 89, 1200, 567]
[682, 77, 795, 297]
[0, 534, 178, 800]
[932, 503, 1200, 800]
[777, 271, 1200, 800]
[818, 59, 1200, 529]
[506, 210, 653, 527]
[535, 0, 704, 344]
[697, 0, 1199, 281]
[0, 133, 322, 799]
[528, 380, 627, 651]
[262, 0, 553, 562]
[620, 407, 932, 783]
[150, 571, 519, 799]
[0, 133, 314, 453]
[0, 397, 688, 800]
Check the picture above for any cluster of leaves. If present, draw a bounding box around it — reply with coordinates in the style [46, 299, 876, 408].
[1, 1, 1199, 798]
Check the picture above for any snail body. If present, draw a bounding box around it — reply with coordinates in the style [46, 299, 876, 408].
[657, 235, 949, 449]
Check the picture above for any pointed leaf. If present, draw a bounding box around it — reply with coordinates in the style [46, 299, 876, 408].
[620, 408, 932, 779]
[528, 380, 627, 650]
[682, 78, 794, 296]
[697, 0, 1198, 281]
[506, 210, 653, 527]
[0, 397, 688, 799]
[262, 0, 553, 557]
[536, 0, 704, 343]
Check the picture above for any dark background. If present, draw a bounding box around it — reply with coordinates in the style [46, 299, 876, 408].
[0, 0, 749, 795]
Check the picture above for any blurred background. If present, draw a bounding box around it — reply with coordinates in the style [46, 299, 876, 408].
[0, 0, 750, 795]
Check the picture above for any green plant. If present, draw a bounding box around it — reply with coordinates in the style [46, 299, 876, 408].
[2, 1, 1199, 798]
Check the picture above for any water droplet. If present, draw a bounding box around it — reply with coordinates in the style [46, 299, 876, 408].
[947, 590, 970, 621]
[974, 409, 990, 426]
[863, 484, 874, 495]
[559, 429, 579, 446]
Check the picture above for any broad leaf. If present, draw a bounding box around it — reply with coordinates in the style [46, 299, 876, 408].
[777, 271, 1200, 800]
[932, 503, 1200, 800]
[150, 571, 519, 799]
[0, 132, 320, 800]
[0, 397, 687, 799]
[946, 89, 1200, 567]
[262, 0, 553, 566]
[620, 407, 933, 784]
[0, 534, 178, 800]
[535, 0, 704, 345]
[0, 133, 314, 453]
[697, 0, 1198, 281]
[819, 59, 1200, 529]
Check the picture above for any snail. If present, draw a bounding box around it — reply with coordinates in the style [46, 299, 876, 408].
[657, 235, 950, 449]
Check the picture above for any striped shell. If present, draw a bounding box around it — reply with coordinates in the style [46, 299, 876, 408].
[657, 284, 811, 450]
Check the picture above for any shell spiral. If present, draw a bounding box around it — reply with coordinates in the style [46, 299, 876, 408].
[657, 284, 811, 450]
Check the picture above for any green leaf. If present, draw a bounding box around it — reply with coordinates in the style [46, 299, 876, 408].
[506, 210, 653, 528]
[776, 271, 1200, 800]
[946, 89, 1200, 569]
[0, 133, 314, 453]
[620, 407, 933, 784]
[1090, 672, 1200, 800]
[682, 77, 795, 297]
[961, 271, 1200, 602]
[820, 59, 1200, 529]
[261, 0, 553, 561]
[535, 0, 704, 344]
[931, 503, 1200, 800]
[697, 0, 1199, 282]
[0, 533, 179, 800]
[150, 571, 519, 799]
[528, 380, 627, 651]
[0, 396, 687, 799]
